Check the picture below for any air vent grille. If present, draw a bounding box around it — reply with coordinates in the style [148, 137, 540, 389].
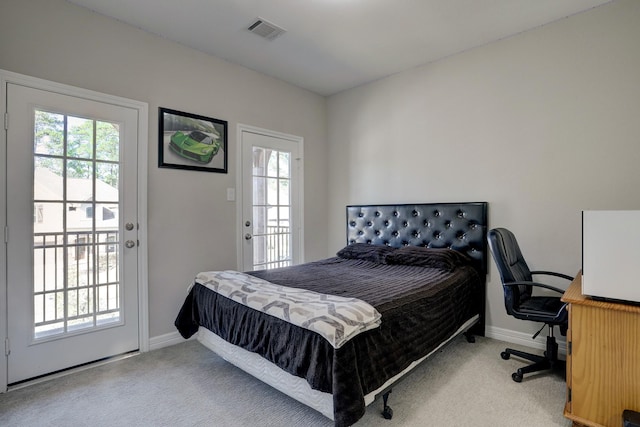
[248, 18, 286, 40]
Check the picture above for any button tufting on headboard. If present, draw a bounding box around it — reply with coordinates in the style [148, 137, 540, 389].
[346, 202, 488, 274]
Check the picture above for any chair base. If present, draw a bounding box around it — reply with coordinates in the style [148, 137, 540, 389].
[501, 335, 564, 382]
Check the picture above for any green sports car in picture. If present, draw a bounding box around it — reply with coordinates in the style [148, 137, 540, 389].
[169, 130, 221, 164]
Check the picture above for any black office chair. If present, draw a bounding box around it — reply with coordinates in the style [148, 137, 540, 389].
[487, 228, 573, 382]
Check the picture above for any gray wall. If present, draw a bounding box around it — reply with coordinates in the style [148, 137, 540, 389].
[0, 0, 328, 339]
[327, 0, 640, 338]
[2, 0, 639, 344]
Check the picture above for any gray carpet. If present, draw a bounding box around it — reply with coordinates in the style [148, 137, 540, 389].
[0, 336, 571, 426]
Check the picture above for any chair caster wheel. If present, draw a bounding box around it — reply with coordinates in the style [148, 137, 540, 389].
[512, 372, 523, 383]
[501, 351, 510, 360]
[382, 405, 393, 420]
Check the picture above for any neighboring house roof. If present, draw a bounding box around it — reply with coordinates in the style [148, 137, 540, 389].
[34, 167, 119, 232]
[35, 167, 118, 202]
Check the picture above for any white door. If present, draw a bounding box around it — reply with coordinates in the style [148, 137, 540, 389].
[240, 128, 303, 271]
[6, 83, 140, 384]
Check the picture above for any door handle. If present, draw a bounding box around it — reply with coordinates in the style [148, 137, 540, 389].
[125, 240, 136, 248]
[244, 233, 252, 240]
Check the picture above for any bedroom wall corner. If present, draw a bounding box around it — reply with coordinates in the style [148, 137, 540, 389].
[326, 0, 640, 340]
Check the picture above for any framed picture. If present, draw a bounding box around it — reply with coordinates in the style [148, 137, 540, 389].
[158, 107, 228, 173]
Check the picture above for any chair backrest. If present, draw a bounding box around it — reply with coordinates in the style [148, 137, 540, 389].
[487, 228, 533, 314]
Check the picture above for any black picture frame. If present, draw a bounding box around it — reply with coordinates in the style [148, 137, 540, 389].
[158, 107, 228, 173]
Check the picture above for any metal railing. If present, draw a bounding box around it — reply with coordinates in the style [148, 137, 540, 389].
[254, 225, 291, 270]
[32, 230, 121, 339]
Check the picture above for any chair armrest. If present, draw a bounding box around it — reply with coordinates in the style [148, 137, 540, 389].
[503, 281, 566, 294]
[530, 270, 574, 281]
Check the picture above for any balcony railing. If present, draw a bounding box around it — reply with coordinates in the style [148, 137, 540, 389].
[32, 230, 121, 339]
[254, 225, 291, 270]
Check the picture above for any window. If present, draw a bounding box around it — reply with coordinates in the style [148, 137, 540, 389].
[34, 204, 44, 223]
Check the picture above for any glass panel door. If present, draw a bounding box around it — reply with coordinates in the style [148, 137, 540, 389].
[241, 129, 302, 272]
[6, 82, 140, 385]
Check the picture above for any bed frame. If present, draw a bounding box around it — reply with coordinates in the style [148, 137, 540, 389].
[196, 201, 488, 421]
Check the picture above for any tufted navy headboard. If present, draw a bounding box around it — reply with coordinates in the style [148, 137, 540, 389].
[346, 202, 488, 274]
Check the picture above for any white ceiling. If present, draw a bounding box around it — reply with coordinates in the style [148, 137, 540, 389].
[67, 0, 613, 96]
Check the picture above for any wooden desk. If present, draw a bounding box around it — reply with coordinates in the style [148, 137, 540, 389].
[562, 274, 640, 427]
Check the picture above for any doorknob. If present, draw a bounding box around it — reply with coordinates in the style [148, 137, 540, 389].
[125, 222, 135, 231]
[244, 233, 252, 240]
[125, 240, 136, 248]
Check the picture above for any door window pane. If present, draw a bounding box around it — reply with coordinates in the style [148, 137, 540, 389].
[34, 158, 64, 200]
[34, 111, 64, 156]
[252, 147, 266, 175]
[32, 109, 122, 340]
[66, 159, 93, 180]
[96, 121, 120, 161]
[278, 152, 290, 178]
[96, 162, 119, 202]
[67, 116, 93, 159]
[251, 145, 293, 270]
[266, 151, 279, 177]
[253, 206, 266, 235]
[267, 178, 278, 205]
[279, 179, 290, 206]
[253, 176, 267, 205]
[253, 235, 267, 265]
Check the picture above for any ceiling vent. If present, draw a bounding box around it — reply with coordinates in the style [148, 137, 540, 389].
[247, 18, 286, 40]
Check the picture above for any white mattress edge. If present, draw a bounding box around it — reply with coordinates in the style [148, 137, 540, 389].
[197, 328, 335, 420]
[197, 314, 480, 420]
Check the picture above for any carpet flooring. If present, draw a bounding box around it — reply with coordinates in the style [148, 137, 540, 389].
[0, 336, 571, 426]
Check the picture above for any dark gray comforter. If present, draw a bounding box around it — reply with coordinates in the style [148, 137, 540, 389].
[175, 257, 481, 426]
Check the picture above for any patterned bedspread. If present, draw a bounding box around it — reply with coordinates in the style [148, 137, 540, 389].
[194, 270, 381, 348]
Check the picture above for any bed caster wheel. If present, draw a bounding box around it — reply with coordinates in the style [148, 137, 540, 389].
[512, 371, 523, 383]
[501, 351, 510, 360]
[382, 405, 393, 420]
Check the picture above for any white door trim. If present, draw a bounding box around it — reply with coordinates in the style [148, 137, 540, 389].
[0, 69, 149, 392]
[236, 124, 304, 271]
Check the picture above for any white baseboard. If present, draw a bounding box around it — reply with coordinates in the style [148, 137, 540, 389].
[485, 326, 567, 356]
[150, 326, 567, 356]
[149, 331, 191, 351]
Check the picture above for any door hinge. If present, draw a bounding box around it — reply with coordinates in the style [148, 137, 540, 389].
[4, 226, 8, 244]
[567, 387, 571, 403]
[5, 338, 10, 356]
[568, 341, 572, 356]
[4, 112, 8, 130]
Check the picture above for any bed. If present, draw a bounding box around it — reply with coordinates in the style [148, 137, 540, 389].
[175, 202, 488, 426]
